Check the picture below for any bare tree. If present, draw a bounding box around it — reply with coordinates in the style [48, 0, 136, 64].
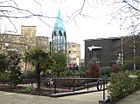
[64, 0, 140, 33]
[0, 0, 139, 34]
[103, 0, 140, 33]
[0, 0, 60, 33]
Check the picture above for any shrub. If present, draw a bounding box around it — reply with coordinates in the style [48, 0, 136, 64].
[21, 70, 36, 79]
[25, 85, 33, 93]
[108, 71, 140, 101]
[101, 66, 112, 77]
[9, 68, 22, 87]
[120, 63, 128, 71]
[78, 67, 87, 77]
[85, 63, 101, 78]
[0, 72, 10, 82]
[112, 64, 120, 73]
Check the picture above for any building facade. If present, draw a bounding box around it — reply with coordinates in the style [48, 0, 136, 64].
[85, 35, 140, 69]
[0, 25, 49, 70]
[67, 42, 81, 67]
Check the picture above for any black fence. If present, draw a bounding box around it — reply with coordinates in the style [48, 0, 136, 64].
[41, 77, 109, 94]
[0, 77, 109, 98]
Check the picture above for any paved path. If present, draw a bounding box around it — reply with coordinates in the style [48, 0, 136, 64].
[0, 91, 103, 104]
[117, 89, 140, 104]
[2, 88, 140, 104]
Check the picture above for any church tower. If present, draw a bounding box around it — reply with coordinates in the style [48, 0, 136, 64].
[52, 9, 67, 54]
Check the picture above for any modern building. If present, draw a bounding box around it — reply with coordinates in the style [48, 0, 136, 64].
[85, 35, 140, 69]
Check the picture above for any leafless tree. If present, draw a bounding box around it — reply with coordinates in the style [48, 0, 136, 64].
[0, 0, 139, 34]
[108, 0, 139, 34]
[0, 0, 60, 33]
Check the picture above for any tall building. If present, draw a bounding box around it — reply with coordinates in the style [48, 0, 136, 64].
[85, 35, 140, 69]
[51, 9, 67, 53]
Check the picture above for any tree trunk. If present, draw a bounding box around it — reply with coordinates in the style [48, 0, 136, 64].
[36, 63, 41, 90]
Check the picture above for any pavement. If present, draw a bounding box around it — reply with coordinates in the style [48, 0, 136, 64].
[0, 88, 140, 104]
[117, 89, 140, 104]
[0, 90, 103, 104]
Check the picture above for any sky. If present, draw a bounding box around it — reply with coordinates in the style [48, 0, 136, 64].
[0, 0, 129, 59]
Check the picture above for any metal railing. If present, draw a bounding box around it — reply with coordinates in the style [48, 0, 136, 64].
[41, 77, 109, 94]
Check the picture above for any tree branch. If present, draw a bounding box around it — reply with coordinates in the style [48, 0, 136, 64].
[0, 6, 58, 19]
[1, 11, 18, 33]
[67, 0, 86, 22]
[123, 0, 140, 12]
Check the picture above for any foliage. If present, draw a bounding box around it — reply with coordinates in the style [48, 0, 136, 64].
[85, 63, 101, 78]
[50, 51, 67, 77]
[78, 67, 87, 77]
[108, 71, 140, 101]
[135, 56, 140, 64]
[24, 85, 34, 93]
[25, 48, 50, 90]
[0, 53, 9, 72]
[112, 64, 120, 73]
[8, 52, 22, 87]
[101, 66, 112, 77]
[21, 70, 36, 79]
[0, 72, 10, 82]
[120, 63, 128, 71]
[0, 52, 22, 86]
[25, 48, 50, 67]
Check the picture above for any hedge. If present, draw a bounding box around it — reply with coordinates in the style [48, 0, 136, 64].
[108, 70, 140, 101]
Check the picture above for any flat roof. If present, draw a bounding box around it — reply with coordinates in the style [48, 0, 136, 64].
[84, 36, 121, 41]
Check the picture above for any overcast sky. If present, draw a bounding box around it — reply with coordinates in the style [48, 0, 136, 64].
[0, 0, 129, 59]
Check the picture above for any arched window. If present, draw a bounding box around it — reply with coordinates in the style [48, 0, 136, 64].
[53, 30, 56, 36]
[59, 30, 62, 36]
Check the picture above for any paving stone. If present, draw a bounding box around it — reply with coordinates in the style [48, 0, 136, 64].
[0, 91, 102, 104]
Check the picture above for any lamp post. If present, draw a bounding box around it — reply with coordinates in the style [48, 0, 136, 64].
[25, 44, 28, 72]
[49, 38, 52, 56]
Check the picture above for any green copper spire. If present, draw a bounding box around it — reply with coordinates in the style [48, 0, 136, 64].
[54, 9, 65, 32]
[52, 9, 67, 53]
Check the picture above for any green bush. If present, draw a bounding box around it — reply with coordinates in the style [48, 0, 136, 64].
[21, 70, 36, 79]
[101, 66, 112, 77]
[25, 85, 33, 93]
[0, 72, 10, 81]
[120, 63, 128, 71]
[9, 68, 22, 86]
[108, 71, 140, 101]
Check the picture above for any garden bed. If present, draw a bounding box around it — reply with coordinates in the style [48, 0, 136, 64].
[0, 83, 73, 96]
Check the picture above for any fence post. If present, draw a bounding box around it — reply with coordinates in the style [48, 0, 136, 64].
[54, 79, 56, 94]
[86, 79, 89, 91]
[72, 79, 75, 92]
[99, 77, 108, 104]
